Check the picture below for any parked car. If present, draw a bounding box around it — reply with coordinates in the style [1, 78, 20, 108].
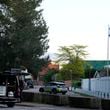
[0, 71, 22, 107]
[39, 81, 68, 95]
[25, 79, 34, 88]
[23, 73, 34, 89]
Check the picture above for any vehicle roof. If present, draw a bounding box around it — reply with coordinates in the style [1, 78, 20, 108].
[0, 70, 30, 76]
[0, 73, 17, 77]
[48, 81, 65, 85]
[1, 71, 19, 76]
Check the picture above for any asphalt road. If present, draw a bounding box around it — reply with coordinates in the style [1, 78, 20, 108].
[0, 86, 97, 110]
[23, 85, 81, 96]
[0, 102, 98, 110]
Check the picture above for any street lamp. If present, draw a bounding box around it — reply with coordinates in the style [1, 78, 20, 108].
[70, 70, 72, 91]
[89, 66, 93, 91]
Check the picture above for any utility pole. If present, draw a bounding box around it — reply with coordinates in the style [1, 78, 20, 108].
[107, 25, 110, 76]
[70, 70, 72, 91]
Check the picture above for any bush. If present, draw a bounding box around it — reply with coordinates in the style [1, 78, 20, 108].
[72, 80, 81, 89]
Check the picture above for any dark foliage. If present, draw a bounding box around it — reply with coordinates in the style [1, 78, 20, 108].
[0, 0, 49, 75]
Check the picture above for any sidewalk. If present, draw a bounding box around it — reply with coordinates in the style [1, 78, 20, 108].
[16, 102, 98, 110]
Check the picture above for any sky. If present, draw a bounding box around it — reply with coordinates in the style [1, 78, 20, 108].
[41, 0, 110, 60]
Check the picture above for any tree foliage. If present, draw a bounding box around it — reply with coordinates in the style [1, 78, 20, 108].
[56, 44, 87, 63]
[0, 0, 49, 75]
[44, 69, 58, 83]
[56, 44, 88, 80]
[84, 63, 96, 78]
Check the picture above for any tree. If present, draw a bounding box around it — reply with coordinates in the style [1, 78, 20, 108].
[0, 0, 49, 75]
[84, 63, 96, 78]
[56, 44, 87, 63]
[56, 44, 88, 80]
[44, 69, 58, 83]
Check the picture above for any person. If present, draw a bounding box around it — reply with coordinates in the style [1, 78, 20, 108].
[19, 76, 24, 101]
[19, 79, 24, 90]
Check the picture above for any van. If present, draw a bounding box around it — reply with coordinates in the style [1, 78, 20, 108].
[0, 71, 22, 107]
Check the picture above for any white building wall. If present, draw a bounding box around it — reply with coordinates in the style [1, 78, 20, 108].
[81, 77, 110, 99]
[81, 79, 89, 90]
[82, 77, 110, 93]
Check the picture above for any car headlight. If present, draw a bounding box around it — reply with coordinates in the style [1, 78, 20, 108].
[8, 91, 14, 97]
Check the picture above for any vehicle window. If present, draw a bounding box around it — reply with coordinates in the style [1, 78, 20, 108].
[49, 83, 55, 86]
[55, 82, 65, 87]
[59, 84, 65, 87]
[45, 83, 51, 86]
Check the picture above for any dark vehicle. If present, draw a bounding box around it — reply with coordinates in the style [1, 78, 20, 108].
[0, 71, 22, 107]
[25, 79, 34, 88]
[39, 81, 68, 95]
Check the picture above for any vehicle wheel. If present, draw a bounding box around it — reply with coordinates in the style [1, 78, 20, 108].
[7, 103, 15, 107]
[39, 88, 44, 92]
[52, 88, 57, 94]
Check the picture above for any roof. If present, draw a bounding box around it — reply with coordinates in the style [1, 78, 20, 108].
[48, 81, 65, 85]
[85, 60, 110, 70]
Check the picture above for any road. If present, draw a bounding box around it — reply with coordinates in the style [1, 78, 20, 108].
[23, 85, 80, 96]
[4, 86, 97, 110]
[0, 102, 98, 110]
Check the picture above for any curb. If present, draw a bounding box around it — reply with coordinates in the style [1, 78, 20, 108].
[16, 102, 37, 107]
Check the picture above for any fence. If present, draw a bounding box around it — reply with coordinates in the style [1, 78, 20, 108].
[81, 77, 110, 99]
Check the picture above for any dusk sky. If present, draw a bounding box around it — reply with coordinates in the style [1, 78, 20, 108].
[41, 0, 110, 60]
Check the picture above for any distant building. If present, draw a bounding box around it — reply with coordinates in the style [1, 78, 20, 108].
[37, 60, 110, 85]
[85, 60, 110, 70]
[48, 62, 59, 70]
[37, 62, 59, 85]
[85, 60, 110, 77]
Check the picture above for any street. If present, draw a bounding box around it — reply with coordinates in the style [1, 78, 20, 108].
[0, 102, 98, 110]
[0, 86, 98, 110]
[23, 85, 80, 96]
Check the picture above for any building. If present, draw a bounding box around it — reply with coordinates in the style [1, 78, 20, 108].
[85, 60, 110, 70]
[37, 62, 59, 85]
